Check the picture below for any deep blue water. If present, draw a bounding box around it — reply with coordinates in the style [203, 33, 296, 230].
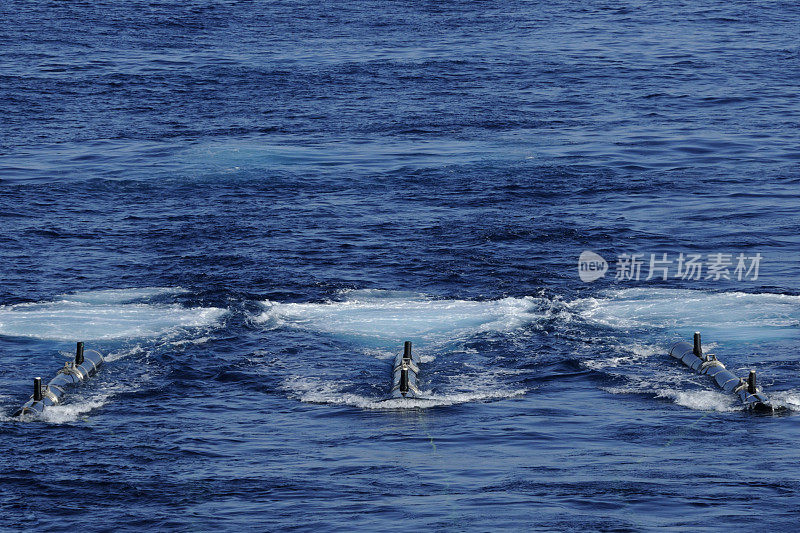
[1, 1, 799, 530]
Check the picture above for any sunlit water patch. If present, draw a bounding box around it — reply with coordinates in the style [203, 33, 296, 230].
[188, 138, 498, 175]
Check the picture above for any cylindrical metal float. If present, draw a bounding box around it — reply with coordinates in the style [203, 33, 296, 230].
[669, 332, 773, 413]
[13, 342, 104, 417]
[390, 341, 421, 398]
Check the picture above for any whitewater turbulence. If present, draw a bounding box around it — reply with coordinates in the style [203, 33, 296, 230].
[258, 289, 541, 348]
[0, 287, 228, 423]
[569, 288, 800, 342]
[567, 288, 800, 412]
[0, 287, 226, 341]
[257, 290, 541, 408]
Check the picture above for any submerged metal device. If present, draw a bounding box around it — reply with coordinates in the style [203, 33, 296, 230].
[13, 342, 104, 417]
[669, 332, 775, 414]
[390, 341, 421, 398]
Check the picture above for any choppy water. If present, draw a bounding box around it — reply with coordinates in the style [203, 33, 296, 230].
[1, 1, 799, 530]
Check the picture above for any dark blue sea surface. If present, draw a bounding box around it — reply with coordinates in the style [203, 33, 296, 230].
[1, 1, 799, 530]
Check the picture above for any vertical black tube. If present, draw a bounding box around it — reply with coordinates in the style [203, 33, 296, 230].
[33, 377, 43, 401]
[403, 341, 412, 361]
[400, 368, 409, 394]
[748, 370, 757, 394]
[76, 341, 85, 365]
[693, 332, 702, 356]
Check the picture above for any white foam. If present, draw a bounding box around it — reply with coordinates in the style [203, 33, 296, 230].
[283, 375, 525, 410]
[257, 290, 542, 347]
[765, 391, 800, 411]
[167, 336, 213, 347]
[569, 288, 800, 341]
[2, 392, 112, 424]
[103, 344, 147, 362]
[56, 287, 186, 304]
[602, 382, 741, 412]
[583, 342, 660, 371]
[655, 388, 739, 412]
[38, 393, 111, 424]
[0, 288, 225, 341]
[257, 291, 545, 408]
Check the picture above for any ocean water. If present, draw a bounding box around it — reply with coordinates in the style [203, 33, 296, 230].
[1, 0, 799, 530]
